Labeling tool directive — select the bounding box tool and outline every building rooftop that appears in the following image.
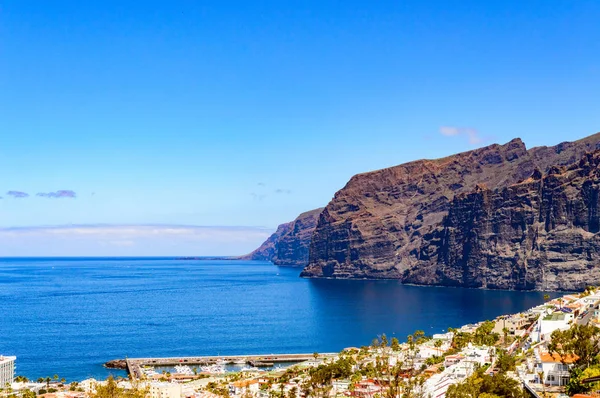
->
[539,352,579,364]
[542,313,567,321]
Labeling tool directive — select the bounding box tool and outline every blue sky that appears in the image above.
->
[1,0,599,255]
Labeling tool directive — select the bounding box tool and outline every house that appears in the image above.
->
[148,382,182,398]
[530,312,574,343]
[537,352,578,387]
[444,355,464,368]
[493,315,530,335]
[79,379,99,394]
[462,345,493,366]
[229,379,259,396]
[351,380,381,398]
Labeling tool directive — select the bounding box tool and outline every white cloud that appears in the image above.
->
[439,126,483,145]
[439,126,460,136]
[0,224,274,256]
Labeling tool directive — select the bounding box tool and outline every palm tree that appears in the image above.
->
[434,339,443,356]
[45,377,51,389]
[543,294,550,302]
[502,327,509,344]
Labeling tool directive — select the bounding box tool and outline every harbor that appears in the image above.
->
[113,353,337,380]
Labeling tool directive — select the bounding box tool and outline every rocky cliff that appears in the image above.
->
[241,207,323,266]
[240,222,293,262]
[301,133,600,290]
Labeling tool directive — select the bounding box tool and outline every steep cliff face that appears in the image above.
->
[272,208,324,266]
[301,133,600,290]
[405,151,600,291]
[239,222,293,261]
[240,208,323,266]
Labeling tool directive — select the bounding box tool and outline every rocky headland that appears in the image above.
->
[300,133,600,290]
[240,207,323,266]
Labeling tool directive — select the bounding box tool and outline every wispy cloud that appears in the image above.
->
[257,182,266,187]
[439,126,482,145]
[7,191,29,198]
[36,190,77,198]
[250,193,267,201]
[0,224,274,256]
[0,224,272,238]
[274,189,292,194]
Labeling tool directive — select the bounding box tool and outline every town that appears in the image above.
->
[4,288,600,398]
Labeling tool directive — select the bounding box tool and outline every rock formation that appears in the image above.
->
[301,133,600,290]
[241,207,323,266]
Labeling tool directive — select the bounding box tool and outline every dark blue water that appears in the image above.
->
[0,258,559,381]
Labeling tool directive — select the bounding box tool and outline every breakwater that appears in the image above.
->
[115,353,336,380]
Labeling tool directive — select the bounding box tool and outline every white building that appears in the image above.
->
[148,382,182,398]
[229,380,259,396]
[530,312,574,343]
[537,352,576,387]
[0,355,16,387]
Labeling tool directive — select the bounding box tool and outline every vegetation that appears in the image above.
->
[548,323,600,395]
[449,321,499,350]
[549,323,600,368]
[495,349,516,373]
[445,368,525,398]
[88,376,149,398]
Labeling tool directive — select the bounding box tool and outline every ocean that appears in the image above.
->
[0,257,559,381]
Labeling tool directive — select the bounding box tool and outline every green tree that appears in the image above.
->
[88,376,149,398]
[22,389,36,398]
[391,337,400,352]
[564,365,600,395]
[446,369,525,398]
[434,339,443,356]
[495,349,516,373]
[473,321,499,346]
[548,323,600,368]
[380,334,389,348]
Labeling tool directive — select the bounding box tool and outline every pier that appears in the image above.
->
[121,353,336,380]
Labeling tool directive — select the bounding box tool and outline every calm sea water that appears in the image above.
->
[0,257,559,381]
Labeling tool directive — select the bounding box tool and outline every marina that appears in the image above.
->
[123,353,337,380]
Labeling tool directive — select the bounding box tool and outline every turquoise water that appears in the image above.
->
[0,257,558,381]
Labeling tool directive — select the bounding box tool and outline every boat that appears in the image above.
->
[142,367,159,377]
[200,364,226,374]
[240,366,260,372]
[174,365,193,375]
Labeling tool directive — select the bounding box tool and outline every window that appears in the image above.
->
[548,375,555,381]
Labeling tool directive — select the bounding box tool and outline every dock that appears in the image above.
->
[123,353,336,380]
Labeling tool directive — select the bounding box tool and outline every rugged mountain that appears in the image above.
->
[241,207,323,266]
[239,222,293,262]
[301,133,600,290]
[272,208,324,266]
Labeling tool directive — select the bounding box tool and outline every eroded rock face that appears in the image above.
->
[301,133,600,290]
[272,208,324,266]
[239,222,293,262]
[240,208,323,266]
